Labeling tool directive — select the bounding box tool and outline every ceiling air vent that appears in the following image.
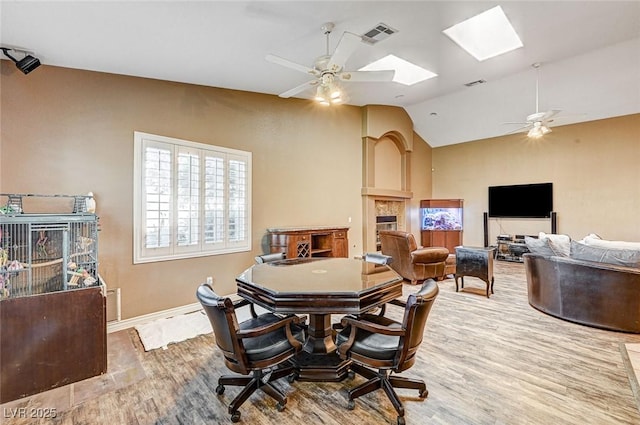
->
[464,79,487,87]
[361,23,398,44]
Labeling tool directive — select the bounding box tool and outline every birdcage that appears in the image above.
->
[0,194,99,299]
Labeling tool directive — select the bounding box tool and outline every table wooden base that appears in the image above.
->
[289,351,351,382]
[292,313,350,381]
[303,313,336,354]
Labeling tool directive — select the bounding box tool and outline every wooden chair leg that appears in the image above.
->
[350,363,378,380]
[381,378,405,418]
[261,382,286,405]
[227,377,259,415]
[219,375,253,387]
[220,367,292,420]
[348,376,382,400]
[389,375,427,393]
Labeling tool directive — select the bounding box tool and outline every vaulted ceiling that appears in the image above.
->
[2,1,639,147]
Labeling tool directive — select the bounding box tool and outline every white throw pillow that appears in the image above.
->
[538,232,571,257]
[581,235,640,250]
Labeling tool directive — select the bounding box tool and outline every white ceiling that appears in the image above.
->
[2,1,639,147]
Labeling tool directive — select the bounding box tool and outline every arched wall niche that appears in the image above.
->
[362,124,414,253]
[373,134,403,191]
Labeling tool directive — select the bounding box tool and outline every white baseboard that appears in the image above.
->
[107,302,203,333]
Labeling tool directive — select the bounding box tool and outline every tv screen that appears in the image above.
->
[488,183,553,218]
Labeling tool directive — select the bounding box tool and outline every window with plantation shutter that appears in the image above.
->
[133,132,251,263]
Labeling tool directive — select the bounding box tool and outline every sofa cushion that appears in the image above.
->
[525,236,556,256]
[570,240,640,267]
[581,234,640,250]
[538,232,571,257]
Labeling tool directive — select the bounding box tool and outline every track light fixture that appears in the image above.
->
[0,47,41,74]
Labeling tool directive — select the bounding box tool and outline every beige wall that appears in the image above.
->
[0,63,430,319]
[409,132,433,239]
[431,114,640,246]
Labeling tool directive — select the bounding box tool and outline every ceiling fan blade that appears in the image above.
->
[266,54,318,76]
[542,109,561,120]
[504,125,531,135]
[339,70,395,82]
[327,32,362,73]
[277,80,318,98]
[503,121,530,125]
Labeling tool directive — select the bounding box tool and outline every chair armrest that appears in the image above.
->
[232,298,258,318]
[237,314,301,338]
[388,298,406,308]
[411,248,448,264]
[368,299,406,317]
[340,315,405,337]
[236,314,304,350]
[338,316,405,357]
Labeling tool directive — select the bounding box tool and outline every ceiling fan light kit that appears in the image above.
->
[504,62,562,139]
[527,121,552,139]
[314,78,343,105]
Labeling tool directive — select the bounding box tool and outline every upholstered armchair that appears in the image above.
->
[379,230,449,284]
[379,230,449,285]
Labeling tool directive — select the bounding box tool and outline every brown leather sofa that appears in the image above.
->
[524,253,640,333]
[379,230,449,284]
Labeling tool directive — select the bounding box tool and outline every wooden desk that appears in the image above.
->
[236,257,403,381]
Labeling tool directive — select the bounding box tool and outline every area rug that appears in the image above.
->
[135,310,212,351]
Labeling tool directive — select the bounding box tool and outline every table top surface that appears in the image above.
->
[456,246,496,252]
[236,257,401,294]
[236,258,403,314]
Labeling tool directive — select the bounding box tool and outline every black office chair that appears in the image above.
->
[196,283,305,422]
[335,279,439,425]
[254,252,286,264]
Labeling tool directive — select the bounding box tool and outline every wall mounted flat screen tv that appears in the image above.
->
[488,183,553,218]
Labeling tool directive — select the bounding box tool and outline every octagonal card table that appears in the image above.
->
[236,257,403,381]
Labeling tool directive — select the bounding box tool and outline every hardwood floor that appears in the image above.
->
[3,261,640,424]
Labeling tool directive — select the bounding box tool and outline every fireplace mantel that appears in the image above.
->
[361,187,413,199]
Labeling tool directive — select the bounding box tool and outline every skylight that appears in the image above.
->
[443,5,523,61]
[359,54,437,86]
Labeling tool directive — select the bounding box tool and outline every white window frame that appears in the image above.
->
[133,132,251,264]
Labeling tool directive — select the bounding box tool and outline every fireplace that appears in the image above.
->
[376,215,397,251]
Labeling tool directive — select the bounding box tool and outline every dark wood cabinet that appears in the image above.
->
[420,199,463,254]
[268,226,349,259]
[0,287,107,403]
[454,246,496,298]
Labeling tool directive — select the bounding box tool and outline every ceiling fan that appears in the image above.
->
[506,63,561,138]
[266,22,395,105]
